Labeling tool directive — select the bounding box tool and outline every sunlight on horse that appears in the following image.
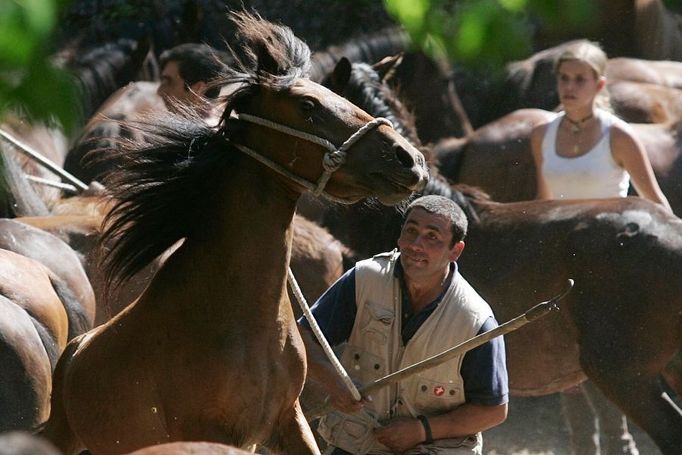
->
[41,11,427,455]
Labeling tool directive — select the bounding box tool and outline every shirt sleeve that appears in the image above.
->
[460,316,509,406]
[296,268,357,346]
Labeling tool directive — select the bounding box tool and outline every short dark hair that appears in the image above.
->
[159,43,226,98]
[404,195,468,246]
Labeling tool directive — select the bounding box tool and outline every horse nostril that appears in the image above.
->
[394,144,415,168]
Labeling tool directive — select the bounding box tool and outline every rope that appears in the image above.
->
[287,268,362,402]
[236,113,392,197]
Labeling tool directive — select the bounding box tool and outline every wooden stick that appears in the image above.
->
[306,279,573,421]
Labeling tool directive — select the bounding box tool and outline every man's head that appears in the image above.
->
[157,43,225,112]
[398,195,468,280]
[404,195,468,246]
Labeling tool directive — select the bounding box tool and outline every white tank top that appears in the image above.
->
[541,110,630,199]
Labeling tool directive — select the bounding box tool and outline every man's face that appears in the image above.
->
[397,208,463,281]
[157,61,200,112]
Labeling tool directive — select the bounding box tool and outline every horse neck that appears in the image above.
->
[158,157,300,323]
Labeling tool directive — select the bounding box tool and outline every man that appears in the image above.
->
[157,43,226,121]
[299,195,508,455]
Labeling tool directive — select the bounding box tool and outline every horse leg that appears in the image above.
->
[583,365,682,454]
[560,384,600,455]
[581,380,638,455]
[272,400,321,455]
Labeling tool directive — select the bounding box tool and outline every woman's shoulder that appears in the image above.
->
[530,112,561,140]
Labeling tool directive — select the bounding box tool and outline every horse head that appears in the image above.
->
[216,12,428,206]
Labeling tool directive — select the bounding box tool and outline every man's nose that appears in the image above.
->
[410,235,426,251]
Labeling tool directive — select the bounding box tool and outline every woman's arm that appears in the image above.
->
[530,124,553,200]
[610,125,672,212]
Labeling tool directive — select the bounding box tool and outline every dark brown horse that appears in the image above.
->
[42,12,427,455]
[323,177,682,454]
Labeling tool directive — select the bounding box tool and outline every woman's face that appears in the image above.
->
[556,59,605,111]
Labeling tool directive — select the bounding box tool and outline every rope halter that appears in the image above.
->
[232,112,393,203]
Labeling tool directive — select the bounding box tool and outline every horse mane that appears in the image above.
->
[99,11,312,291]
[66,38,152,121]
[330,58,481,224]
[309,26,409,82]
[329,61,421,147]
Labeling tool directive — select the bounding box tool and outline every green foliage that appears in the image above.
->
[384,0,595,69]
[0,0,79,133]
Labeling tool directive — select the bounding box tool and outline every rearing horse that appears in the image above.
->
[42,12,428,455]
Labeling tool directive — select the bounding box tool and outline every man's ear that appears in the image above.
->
[450,240,465,262]
[597,76,606,91]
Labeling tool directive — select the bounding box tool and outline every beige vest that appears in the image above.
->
[318,251,493,454]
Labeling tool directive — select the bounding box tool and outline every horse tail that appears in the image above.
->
[49,276,92,341]
[309,26,409,82]
[27,316,61,372]
[0,142,50,217]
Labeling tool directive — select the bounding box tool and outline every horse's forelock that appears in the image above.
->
[229,10,311,88]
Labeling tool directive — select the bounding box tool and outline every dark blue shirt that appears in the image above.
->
[298,261,509,406]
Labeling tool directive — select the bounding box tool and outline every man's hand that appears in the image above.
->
[325,377,371,414]
[374,416,425,452]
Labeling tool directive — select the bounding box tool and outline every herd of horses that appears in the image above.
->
[1,7,682,455]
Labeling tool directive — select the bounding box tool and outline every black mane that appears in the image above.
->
[100,11,312,290]
[329,62,421,147]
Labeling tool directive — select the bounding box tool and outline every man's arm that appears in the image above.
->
[373,402,507,451]
[374,316,509,452]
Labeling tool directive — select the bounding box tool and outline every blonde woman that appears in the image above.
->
[530,40,671,211]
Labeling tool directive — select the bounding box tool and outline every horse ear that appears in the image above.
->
[329,57,352,93]
[373,53,403,83]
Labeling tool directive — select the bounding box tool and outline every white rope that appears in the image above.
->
[236,113,392,197]
[287,268,362,402]
[231,143,350,204]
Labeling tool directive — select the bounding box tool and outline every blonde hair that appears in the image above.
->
[554,40,607,78]
[555,40,612,111]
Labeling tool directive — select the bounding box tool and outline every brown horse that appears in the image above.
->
[42,11,427,455]
[0,219,95,431]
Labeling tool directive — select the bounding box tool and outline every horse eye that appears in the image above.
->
[301,98,316,111]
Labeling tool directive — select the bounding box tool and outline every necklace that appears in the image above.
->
[566,113,594,134]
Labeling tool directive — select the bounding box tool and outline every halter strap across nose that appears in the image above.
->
[233,112,393,202]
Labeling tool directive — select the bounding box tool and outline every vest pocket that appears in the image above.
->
[346,345,387,382]
[358,302,393,356]
[414,377,463,415]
